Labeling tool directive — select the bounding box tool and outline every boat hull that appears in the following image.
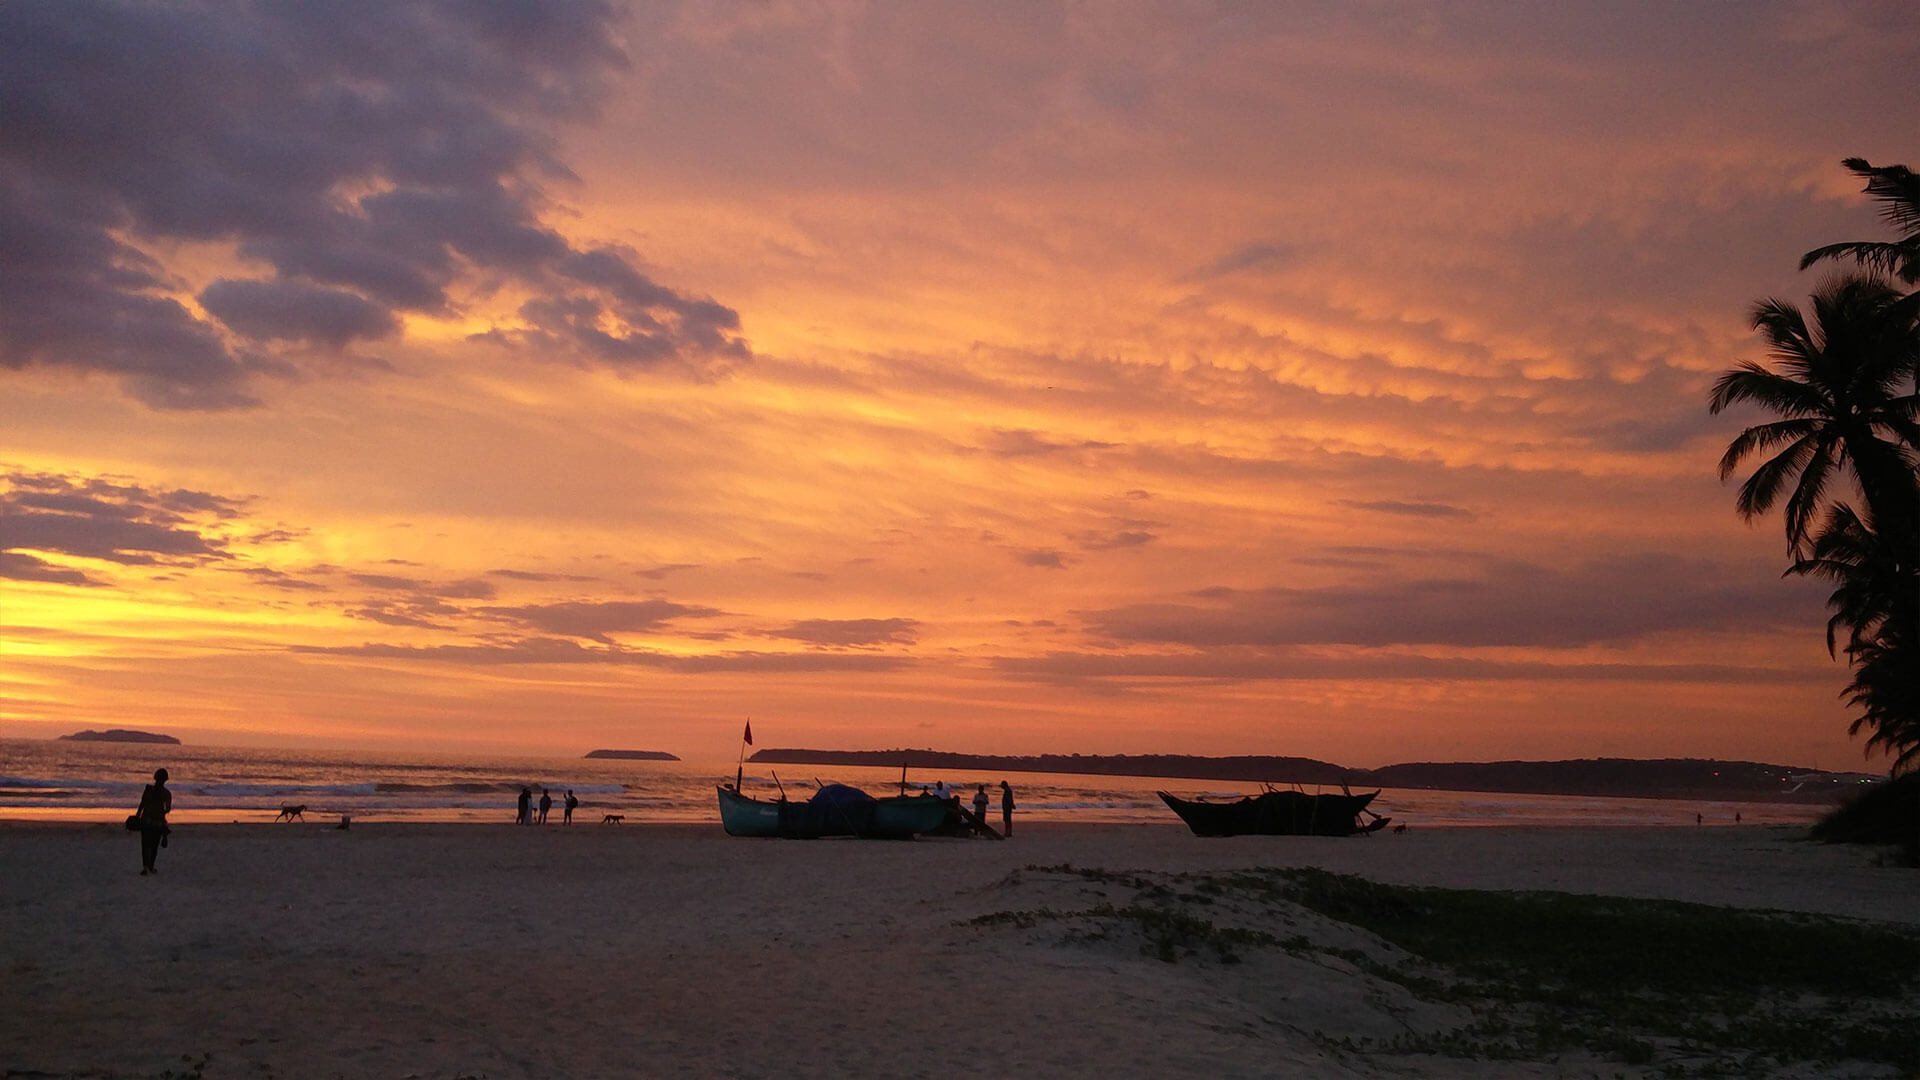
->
[1157,789,1387,837]
[717,786,951,839]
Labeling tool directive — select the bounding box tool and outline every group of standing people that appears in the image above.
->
[516,785,579,825]
[929,779,1015,836]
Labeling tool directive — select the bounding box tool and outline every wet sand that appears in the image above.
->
[1,821,1912,1079]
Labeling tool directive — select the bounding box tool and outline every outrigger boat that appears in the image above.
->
[717,782,952,839]
[1157,787,1390,837]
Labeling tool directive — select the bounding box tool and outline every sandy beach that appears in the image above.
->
[2,821,1914,1080]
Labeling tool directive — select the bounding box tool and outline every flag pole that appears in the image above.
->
[736,718,752,791]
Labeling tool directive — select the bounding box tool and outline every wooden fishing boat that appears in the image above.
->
[716,783,952,839]
[1157,788,1390,837]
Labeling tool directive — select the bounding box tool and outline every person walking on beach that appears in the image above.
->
[563,789,578,824]
[972,784,989,826]
[538,787,553,824]
[516,785,532,825]
[999,780,1016,837]
[134,768,171,875]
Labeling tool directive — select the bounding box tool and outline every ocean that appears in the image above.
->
[0,738,1830,829]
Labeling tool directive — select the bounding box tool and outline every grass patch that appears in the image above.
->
[972,864,1920,1076]
[1277,866,1919,998]
[1276,867,1920,1073]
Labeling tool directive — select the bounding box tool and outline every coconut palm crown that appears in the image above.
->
[1709,276,1920,558]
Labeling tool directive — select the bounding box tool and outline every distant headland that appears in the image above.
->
[746,748,1879,803]
[57,728,181,745]
[583,749,680,761]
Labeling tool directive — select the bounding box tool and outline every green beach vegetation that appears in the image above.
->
[973,864,1920,1076]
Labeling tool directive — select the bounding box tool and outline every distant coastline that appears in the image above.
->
[56,728,181,745]
[583,749,680,761]
[747,748,1878,803]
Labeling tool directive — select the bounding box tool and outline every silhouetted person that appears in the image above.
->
[517,786,532,825]
[973,784,989,827]
[1000,780,1016,837]
[135,768,172,875]
[563,789,578,824]
[538,787,553,824]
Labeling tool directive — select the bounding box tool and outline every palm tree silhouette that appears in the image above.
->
[1800,159,1920,285]
[1728,157,1920,777]
[1791,504,1905,656]
[1791,504,1916,772]
[1708,276,1920,559]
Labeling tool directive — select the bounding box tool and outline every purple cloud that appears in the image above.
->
[765,618,920,647]
[479,599,724,643]
[0,0,746,408]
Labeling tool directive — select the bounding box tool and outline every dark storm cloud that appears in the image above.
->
[0,0,746,408]
[294,638,911,672]
[479,599,725,643]
[0,471,244,567]
[764,618,920,647]
[1083,554,1825,649]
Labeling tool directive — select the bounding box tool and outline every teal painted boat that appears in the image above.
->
[716,784,952,839]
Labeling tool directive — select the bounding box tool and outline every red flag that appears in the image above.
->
[743,720,753,746]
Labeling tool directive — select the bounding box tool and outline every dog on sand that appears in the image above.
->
[601,813,624,824]
[275,804,306,822]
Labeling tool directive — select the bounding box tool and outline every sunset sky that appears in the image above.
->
[3,1,1917,767]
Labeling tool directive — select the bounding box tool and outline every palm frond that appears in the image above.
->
[1781,443,1837,549]
[1751,297,1818,366]
[1798,241,1920,283]
[1842,157,1920,237]
[1802,160,1920,285]
[1733,434,1817,523]
[1716,418,1819,479]
[1707,362,1825,417]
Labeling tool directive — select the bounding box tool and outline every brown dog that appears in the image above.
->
[601,813,624,824]
[275,804,306,822]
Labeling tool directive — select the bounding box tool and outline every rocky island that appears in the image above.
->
[583,749,680,761]
[57,728,181,745]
